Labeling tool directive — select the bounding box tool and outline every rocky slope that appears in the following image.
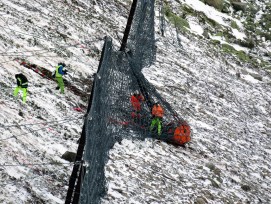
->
[0,0,270,203]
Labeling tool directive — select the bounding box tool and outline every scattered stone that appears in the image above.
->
[218,93,224,98]
[201,190,215,200]
[249,73,263,81]
[213,168,221,176]
[221,197,235,204]
[241,184,251,191]
[206,163,216,171]
[203,29,209,38]
[241,69,248,75]
[209,178,220,188]
[195,196,208,204]
[18,110,24,117]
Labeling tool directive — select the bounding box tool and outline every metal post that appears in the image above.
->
[72,164,86,204]
[65,125,86,204]
[120,0,138,51]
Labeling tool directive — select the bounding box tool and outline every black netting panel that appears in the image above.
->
[80,1,189,203]
[127,0,156,70]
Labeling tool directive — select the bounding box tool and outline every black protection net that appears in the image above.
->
[80,1,189,203]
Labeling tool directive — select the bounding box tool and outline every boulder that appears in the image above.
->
[61,151,77,162]
[231,2,247,12]
[241,184,251,191]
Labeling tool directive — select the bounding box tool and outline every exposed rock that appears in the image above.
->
[201,190,215,200]
[61,151,77,162]
[203,29,209,38]
[218,93,224,98]
[206,163,216,171]
[249,73,263,81]
[195,197,208,204]
[213,168,221,176]
[204,0,224,11]
[236,38,255,49]
[241,184,251,191]
[209,178,220,188]
[18,110,24,117]
[231,2,247,12]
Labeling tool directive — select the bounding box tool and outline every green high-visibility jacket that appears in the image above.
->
[55,65,65,78]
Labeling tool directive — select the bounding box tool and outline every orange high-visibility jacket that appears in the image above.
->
[130,94,144,111]
[152,104,164,118]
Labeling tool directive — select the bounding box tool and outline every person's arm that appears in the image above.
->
[17,78,21,86]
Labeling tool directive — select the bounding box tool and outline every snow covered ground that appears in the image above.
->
[0,0,270,203]
[103,32,271,203]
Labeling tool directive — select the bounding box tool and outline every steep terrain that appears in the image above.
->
[0,0,270,203]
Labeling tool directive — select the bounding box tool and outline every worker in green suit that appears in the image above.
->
[54,63,67,94]
[14,73,28,103]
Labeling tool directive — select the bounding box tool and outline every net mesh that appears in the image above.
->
[80,1,189,203]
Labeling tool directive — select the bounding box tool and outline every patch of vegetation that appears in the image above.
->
[265,66,271,73]
[259,13,271,36]
[221,43,235,53]
[164,4,190,30]
[248,4,259,16]
[206,16,221,29]
[259,60,269,68]
[255,29,271,41]
[211,39,221,45]
[236,38,255,49]
[204,0,224,11]
[235,50,250,62]
[182,4,195,15]
[215,32,223,37]
[244,22,256,32]
[231,20,239,30]
[222,46,269,69]
[221,43,250,62]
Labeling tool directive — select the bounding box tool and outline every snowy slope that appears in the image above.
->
[103,32,271,203]
[0,0,270,203]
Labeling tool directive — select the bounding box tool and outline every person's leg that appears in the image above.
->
[150,117,158,130]
[56,77,64,93]
[157,118,162,136]
[13,86,20,97]
[22,88,27,103]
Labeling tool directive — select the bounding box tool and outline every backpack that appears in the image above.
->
[172,124,191,145]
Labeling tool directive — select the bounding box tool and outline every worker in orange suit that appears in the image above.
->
[130,91,145,119]
[150,102,164,136]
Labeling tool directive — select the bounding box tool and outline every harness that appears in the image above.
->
[18,78,28,88]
